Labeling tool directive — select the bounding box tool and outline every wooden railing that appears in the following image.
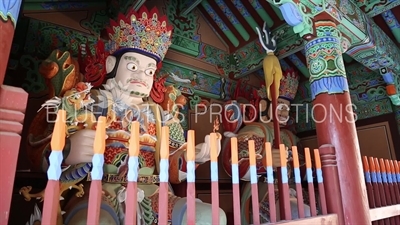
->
[362,156,400,224]
[40,110,340,224]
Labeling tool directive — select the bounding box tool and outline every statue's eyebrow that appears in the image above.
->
[148,63,156,68]
[123,56,139,64]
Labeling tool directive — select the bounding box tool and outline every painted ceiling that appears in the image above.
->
[19,0,400,96]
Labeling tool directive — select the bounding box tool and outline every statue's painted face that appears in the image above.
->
[276,98,290,126]
[107,52,157,97]
[260,97,291,126]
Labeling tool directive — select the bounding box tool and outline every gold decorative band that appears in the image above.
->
[86,173,160,184]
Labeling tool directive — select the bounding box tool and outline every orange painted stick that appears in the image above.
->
[304,148,317,216]
[387,160,400,224]
[391,161,400,208]
[186,130,196,224]
[265,142,276,223]
[249,140,260,225]
[279,144,291,220]
[314,149,327,215]
[230,137,241,225]
[125,121,140,225]
[363,156,376,209]
[369,157,385,225]
[380,159,396,224]
[292,146,305,218]
[87,116,106,224]
[210,133,220,225]
[158,126,170,225]
[42,110,66,225]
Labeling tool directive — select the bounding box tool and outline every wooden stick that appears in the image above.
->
[292,146,305,218]
[380,159,396,225]
[125,121,140,225]
[385,160,400,224]
[249,140,260,225]
[279,144,291,220]
[304,148,317,216]
[186,130,196,224]
[158,126,170,225]
[87,116,106,224]
[314,149,327,215]
[42,110,66,225]
[265,142,276,223]
[230,137,241,225]
[210,132,220,225]
[369,157,385,225]
[390,160,400,205]
[362,156,376,209]
[374,158,390,225]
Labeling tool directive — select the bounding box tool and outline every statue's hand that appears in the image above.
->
[194,134,222,164]
[65,129,98,165]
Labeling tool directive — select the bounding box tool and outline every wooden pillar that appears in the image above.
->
[305,20,370,224]
[319,144,345,224]
[0,1,27,224]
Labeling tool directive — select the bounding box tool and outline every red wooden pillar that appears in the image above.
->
[305,19,370,224]
[0,1,27,224]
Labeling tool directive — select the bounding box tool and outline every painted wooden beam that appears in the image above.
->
[182,0,203,16]
[356,0,400,17]
[132,0,147,11]
[22,1,106,12]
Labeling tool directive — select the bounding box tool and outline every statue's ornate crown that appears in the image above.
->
[257,68,299,101]
[279,68,299,101]
[106,6,173,63]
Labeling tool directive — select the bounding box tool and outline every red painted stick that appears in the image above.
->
[186,130,196,224]
[369,157,385,225]
[292,146,305,218]
[304,148,317,216]
[125,121,140,225]
[210,133,220,225]
[158,126,170,224]
[230,137,241,225]
[265,142,276,223]
[385,160,400,224]
[314,149,327,215]
[249,140,260,225]
[42,110,66,225]
[87,116,106,224]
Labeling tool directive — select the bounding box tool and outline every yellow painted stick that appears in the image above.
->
[279,144,286,167]
[50,110,66,151]
[210,133,218,162]
[292,146,299,168]
[313,149,322,169]
[304,148,312,169]
[129,121,140,156]
[187,130,195,161]
[160,126,169,159]
[231,137,238,164]
[249,140,256,166]
[93,116,106,154]
[265,142,272,167]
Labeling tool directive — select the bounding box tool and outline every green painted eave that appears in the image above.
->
[23,1,106,12]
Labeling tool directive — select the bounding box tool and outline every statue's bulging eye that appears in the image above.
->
[127,62,138,72]
[145,68,155,76]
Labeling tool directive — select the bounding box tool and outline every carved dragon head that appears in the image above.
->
[256,22,277,53]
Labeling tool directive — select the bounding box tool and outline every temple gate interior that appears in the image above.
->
[1,0,400,224]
